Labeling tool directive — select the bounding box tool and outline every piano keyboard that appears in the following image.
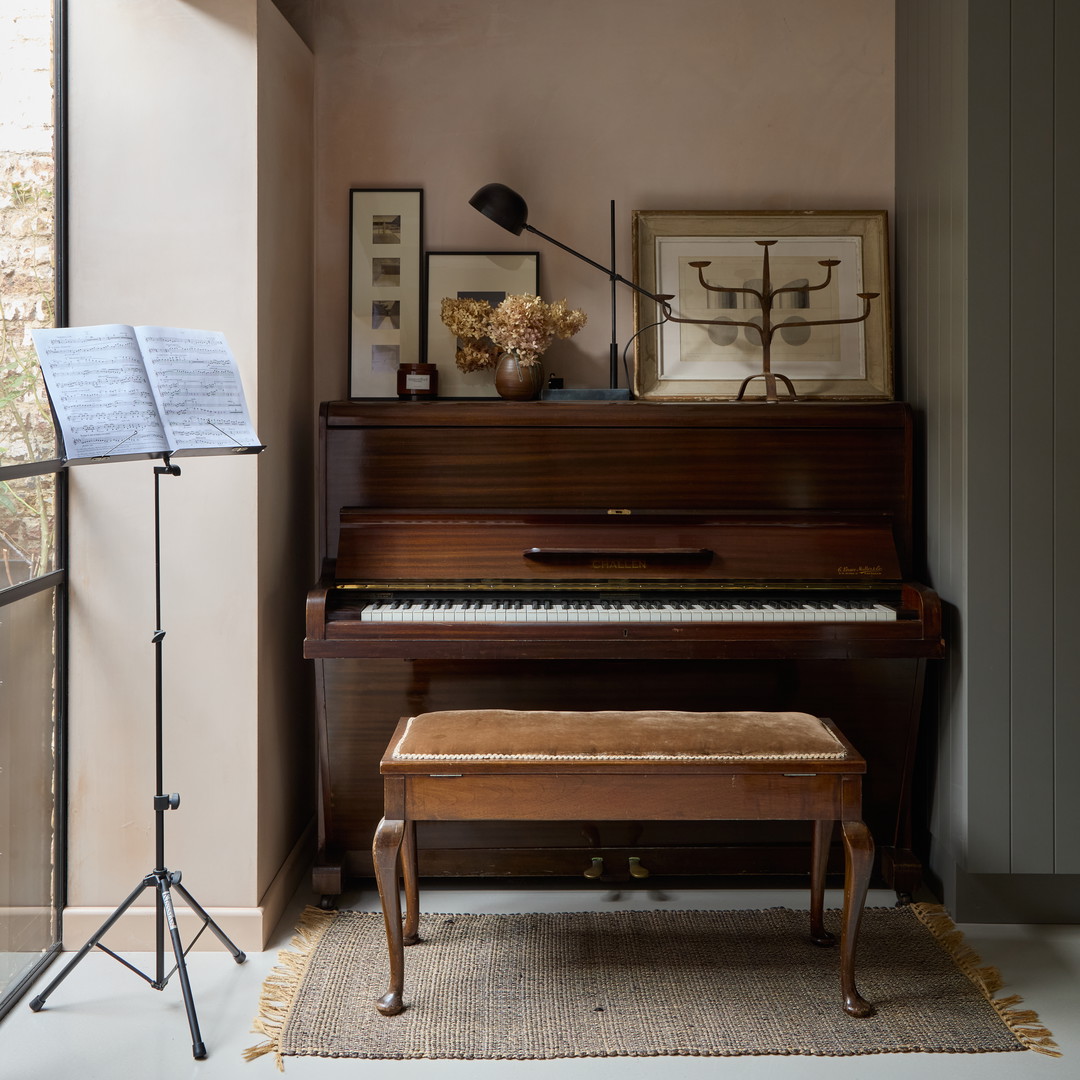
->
[358,597,898,624]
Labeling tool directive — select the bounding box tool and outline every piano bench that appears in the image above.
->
[372,708,874,1020]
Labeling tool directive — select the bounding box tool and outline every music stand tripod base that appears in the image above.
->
[28,866,246,1059]
[28,459,247,1061]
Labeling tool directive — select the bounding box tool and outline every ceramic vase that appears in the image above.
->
[493,353,543,401]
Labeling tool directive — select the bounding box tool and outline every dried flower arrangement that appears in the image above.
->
[440,293,587,373]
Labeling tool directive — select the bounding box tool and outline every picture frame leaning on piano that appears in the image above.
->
[423,250,540,399]
[631,209,893,402]
[348,188,425,398]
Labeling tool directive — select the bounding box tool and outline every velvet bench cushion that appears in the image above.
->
[390,708,849,763]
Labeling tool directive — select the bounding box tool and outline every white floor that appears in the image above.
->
[1,879,1077,1080]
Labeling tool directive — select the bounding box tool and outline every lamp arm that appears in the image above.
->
[523,223,671,310]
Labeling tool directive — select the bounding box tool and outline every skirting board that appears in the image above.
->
[60,819,315,953]
[930,855,1080,923]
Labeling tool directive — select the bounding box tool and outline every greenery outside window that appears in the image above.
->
[0,0,65,1019]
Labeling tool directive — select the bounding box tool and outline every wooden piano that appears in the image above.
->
[305,399,943,902]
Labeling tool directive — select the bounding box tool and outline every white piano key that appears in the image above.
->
[357,596,899,624]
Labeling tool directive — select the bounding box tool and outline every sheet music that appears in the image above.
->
[134,326,260,451]
[32,324,261,463]
[31,325,170,459]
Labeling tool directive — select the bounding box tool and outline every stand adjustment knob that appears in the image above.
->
[154,793,181,811]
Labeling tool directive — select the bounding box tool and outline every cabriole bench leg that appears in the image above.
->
[809,819,837,946]
[372,817,407,1015]
[840,818,875,1017]
[401,819,421,946]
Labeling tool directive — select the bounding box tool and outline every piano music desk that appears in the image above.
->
[372,708,874,1019]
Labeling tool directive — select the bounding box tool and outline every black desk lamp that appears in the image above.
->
[469,182,671,398]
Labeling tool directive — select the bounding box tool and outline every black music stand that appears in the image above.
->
[29,456,246,1060]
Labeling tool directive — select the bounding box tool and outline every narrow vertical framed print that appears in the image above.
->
[348,189,423,397]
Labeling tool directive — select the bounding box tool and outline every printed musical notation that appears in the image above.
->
[136,326,259,451]
[31,324,262,464]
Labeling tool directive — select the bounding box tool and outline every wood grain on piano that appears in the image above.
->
[306,401,942,900]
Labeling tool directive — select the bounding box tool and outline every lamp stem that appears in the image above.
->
[610,199,617,389]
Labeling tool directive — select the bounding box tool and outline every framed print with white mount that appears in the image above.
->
[424,250,540,398]
[631,210,892,401]
[349,189,423,397]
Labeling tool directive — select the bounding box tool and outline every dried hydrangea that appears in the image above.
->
[455,338,501,374]
[441,297,493,339]
[487,295,587,365]
[440,293,587,372]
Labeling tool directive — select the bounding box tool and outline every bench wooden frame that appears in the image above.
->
[372,712,874,1019]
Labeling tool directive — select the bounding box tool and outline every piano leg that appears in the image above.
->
[313,855,342,910]
[809,819,836,946]
[879,845,921,905]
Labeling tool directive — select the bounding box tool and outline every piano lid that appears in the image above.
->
[334,510,904,588]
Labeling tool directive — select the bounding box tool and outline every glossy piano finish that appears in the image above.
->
[318,400,916,565]
[305,400,942,899]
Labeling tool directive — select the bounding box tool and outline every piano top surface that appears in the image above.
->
[323,398,912,429]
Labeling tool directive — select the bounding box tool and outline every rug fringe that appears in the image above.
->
[244,906,338,1071]
[909,902,1062,1057]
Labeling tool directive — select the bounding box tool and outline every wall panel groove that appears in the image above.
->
[1007,0,1056,873]
[1053,0,1080,873]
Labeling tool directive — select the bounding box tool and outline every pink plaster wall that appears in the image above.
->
[313,0,894,396]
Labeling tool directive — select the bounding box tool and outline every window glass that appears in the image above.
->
[0,0,62,1019]
[1,0,58,470]
[0,588,59,1000]
[0,470,56,584]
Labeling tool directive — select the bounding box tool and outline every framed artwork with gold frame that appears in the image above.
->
[631,210,892,401]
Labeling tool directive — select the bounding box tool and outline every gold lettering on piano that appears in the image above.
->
[607,509,632,515]
[592,559,648,570]
[837,565,884,576]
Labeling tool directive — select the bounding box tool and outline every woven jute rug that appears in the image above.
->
[245,903,1059,1069]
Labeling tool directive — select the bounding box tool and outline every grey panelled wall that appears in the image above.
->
[896,0,1080,918]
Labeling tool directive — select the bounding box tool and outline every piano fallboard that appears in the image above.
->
[306,508,941,661]
[334,510,905,586]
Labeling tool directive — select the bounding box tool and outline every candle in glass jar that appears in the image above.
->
[396,363,438,399]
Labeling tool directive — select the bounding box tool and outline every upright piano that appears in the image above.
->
[305,399,943,902]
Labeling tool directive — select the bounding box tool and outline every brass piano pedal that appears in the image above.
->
[628,856,651,879]
[583,856,604,879]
